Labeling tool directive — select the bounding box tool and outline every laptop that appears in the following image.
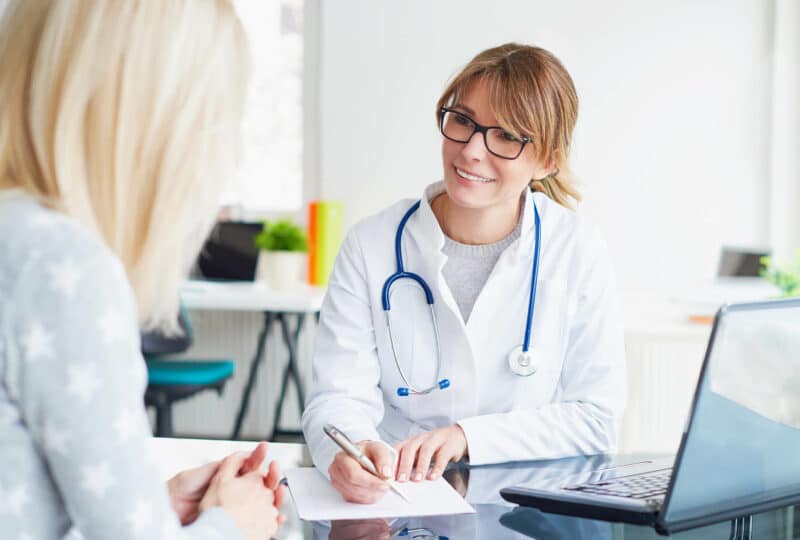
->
[501,298,800,535]
[196,221,262,280]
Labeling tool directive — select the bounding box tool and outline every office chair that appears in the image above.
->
[141,304,234,437]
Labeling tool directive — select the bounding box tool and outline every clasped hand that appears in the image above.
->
[167,441,286,539]
[329,424,467,504]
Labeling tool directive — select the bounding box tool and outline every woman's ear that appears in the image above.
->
[530,150,558,181]
[531,161,559,182]
[544,152,560,175]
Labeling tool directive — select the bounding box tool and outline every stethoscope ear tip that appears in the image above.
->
[438,379,450,390]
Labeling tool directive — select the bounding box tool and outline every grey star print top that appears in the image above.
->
[0,189,244,539]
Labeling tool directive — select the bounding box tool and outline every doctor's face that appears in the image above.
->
[440,79,551,211]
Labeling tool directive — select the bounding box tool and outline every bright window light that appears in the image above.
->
[227,0,304,215]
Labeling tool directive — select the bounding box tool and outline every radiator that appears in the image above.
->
[618,335,708,454]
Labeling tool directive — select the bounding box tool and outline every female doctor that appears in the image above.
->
[302,43,626,503]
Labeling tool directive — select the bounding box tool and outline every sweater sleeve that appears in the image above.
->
[4,246,244,540]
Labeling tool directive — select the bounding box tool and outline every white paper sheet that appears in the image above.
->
[285,467,476,521]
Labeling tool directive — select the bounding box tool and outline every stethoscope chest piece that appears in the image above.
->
[508,345,538,376]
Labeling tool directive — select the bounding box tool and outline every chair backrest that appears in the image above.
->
[140,304,193,356]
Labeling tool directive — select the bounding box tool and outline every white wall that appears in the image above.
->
[319,0,777,289]
[768,0,800,262]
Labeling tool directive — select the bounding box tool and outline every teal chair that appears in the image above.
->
[142,305,234,437]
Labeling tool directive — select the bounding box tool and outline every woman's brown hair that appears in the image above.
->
[436,43,581,209]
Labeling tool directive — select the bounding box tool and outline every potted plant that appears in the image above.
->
[254,219,308,290]
[760,250,800,297]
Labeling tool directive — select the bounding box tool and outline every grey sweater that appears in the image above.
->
[441,210,522,323]
[0,190,243,539]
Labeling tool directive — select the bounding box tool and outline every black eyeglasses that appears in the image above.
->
[439,107,531,160]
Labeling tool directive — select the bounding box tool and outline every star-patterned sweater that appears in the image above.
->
[0,189,244,539]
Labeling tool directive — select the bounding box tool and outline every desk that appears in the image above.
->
[180,280,325,440]
[151,438,798,540]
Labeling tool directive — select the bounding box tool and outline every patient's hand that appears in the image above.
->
[167,441,286,525]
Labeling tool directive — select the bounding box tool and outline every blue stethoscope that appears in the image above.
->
[382,195,542,397]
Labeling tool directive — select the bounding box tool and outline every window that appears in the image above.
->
[226,0,305,215]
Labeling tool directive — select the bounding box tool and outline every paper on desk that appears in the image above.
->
[285,467,475,521]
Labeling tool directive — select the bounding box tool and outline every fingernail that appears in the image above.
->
[381,465,392,477]
[398,473,407,482]
[429,471,439,480]
[414,472,422,481]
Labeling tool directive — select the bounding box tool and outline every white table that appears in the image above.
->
[149,437,311,539]
[149,437,310,480]
[181,280,326,313]
[180,280,326,440]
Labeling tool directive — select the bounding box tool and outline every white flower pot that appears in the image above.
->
[256,251,306,290]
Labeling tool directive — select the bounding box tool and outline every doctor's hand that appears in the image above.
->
[395,425,468,483]
[329,441,396,504]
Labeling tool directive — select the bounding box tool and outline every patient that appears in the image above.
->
[0,1,283,539]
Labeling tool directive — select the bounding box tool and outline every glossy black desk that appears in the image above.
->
[151,440,798,539]
[279,454,799,540]
[304,505,797,540]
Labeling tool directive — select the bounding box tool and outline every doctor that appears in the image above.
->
[302,43,626,503]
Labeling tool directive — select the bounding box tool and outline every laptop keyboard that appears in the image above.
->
[564,468,672,500]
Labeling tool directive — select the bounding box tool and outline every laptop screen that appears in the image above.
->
[663,298,800,524]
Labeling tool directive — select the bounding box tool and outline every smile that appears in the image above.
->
[455,167,495,183]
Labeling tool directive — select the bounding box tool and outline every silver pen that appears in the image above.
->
[323,423,410,502]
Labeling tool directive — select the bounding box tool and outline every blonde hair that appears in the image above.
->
[436,43,581,209]
[0,0,249,333]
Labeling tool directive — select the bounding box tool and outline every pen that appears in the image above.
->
[323,423,410,502]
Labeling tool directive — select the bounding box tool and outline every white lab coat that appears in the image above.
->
[302,182,626,473]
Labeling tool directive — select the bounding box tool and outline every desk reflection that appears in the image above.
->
[311,454,619,540]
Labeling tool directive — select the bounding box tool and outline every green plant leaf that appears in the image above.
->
[760,250,800,297]
[254,219,308,252]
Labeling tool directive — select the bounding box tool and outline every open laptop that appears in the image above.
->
[501,298,800,535]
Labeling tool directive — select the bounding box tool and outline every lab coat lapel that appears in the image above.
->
[463,188,542,371]
[412,183,465,327]
[401,183,480,420]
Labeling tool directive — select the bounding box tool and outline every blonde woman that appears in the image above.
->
[0,1,283,539]
[303,44,627,503]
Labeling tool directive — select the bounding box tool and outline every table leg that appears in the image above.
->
[231,311,274,439]
[728,515,753,540]
[271,312,307,440]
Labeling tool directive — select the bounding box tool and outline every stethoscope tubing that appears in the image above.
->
[382,200,434,309]
[385,302,444,395]
[383,200,446,396]
[383,195,540,395]
[521,203,541,353]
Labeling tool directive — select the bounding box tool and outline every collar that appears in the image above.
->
[514,186,539,262]
[415,181,447,253]
[413,181,540,263]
